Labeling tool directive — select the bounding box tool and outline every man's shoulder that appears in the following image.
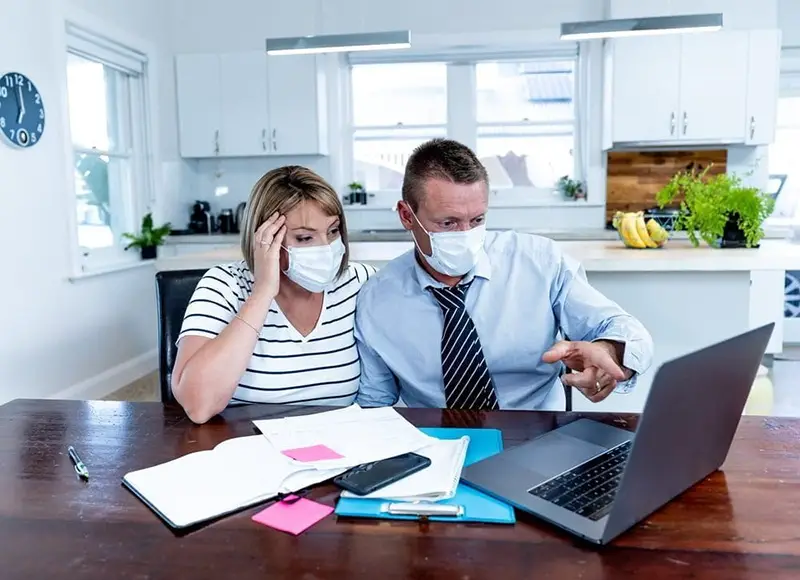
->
[484,230,561,264]
[357,250,415,304]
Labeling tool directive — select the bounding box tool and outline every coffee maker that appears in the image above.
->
[188,201,213,234]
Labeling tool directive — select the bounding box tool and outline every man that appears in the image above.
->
[355,138,653,410]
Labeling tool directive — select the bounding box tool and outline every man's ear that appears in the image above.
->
[396,200,414,231]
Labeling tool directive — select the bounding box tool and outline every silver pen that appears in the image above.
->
[68,445,89,480]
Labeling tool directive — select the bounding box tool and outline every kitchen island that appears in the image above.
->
[155,239,800,414]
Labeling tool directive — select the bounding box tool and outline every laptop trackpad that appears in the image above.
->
[505,432,608,480]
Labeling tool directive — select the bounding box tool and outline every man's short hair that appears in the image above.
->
[402,138,489,211]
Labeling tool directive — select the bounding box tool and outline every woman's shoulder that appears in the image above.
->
[197,261,253,296]
[345,261,378,287]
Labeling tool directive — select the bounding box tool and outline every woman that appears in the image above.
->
[172,166,375,424]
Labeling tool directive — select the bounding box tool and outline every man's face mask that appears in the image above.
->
[409,209,486,277]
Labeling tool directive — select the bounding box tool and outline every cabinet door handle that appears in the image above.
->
[261,129,267,151]
[682,112,688,135]
[214,130,220,155]
[749,116,756,140]
[670,112,676,135]
[272,128,277,151]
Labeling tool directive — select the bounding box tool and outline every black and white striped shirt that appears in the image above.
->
[178,260,376,406]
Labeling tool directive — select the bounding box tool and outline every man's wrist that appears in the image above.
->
[594,339,633,380]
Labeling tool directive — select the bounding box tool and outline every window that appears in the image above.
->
[348,51,580,198]
[768,94,800,222]
[66,25,152,272]
[351,63,447,192]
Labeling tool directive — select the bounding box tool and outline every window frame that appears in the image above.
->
[766,70,800,227]
[345,48,584,207]
[62,18,156,278]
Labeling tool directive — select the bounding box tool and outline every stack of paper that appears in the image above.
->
[253,404,436,470]
[339,436,470,502]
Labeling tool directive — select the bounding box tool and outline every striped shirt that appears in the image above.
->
[178,260,376,406]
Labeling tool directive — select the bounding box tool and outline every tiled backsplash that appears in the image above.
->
[605,150,729,225]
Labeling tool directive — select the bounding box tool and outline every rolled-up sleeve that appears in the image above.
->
[550,249,654,391]
[354,285,400,407]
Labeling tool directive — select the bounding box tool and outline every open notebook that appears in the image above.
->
[122,435,345,529]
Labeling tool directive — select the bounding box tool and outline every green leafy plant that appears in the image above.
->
[122,213,171,250]
[656,165,775,248]
[347,181,365,192]
[556,175,585,200]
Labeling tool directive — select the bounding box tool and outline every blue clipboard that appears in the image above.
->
[334,427,516,524]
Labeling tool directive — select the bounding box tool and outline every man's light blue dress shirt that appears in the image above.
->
[354,231,654,410]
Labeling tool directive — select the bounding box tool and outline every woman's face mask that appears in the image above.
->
[283,237,345,293]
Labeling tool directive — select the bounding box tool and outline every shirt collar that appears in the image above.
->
[412,249,492,290]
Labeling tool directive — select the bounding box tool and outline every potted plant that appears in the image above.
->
[656,165,775,248]
[346,181,367,205]
[556,175,585,201]
[123,213,171,260]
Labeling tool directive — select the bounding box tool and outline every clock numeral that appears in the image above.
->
[37,124,42,133]
[39,109,44,119]
[27,81,32,92]
[9,129,15,140]
[3,76,11,88]
[14,74,23,86]
[0,117,5,128]
[0,87,7,98]
[34,94,41,105]
[31,133,37,144]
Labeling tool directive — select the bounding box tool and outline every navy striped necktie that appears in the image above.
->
[429,283,500,411]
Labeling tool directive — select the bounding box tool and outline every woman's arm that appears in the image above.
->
[171,285,275,423]
[172,213,286,424]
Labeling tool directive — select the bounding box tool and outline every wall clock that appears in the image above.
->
[0,72,45,148]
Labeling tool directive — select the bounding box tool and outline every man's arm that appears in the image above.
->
[354,293,400,407]
[550,249,654,389]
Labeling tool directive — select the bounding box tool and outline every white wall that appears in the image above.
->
[0,0,170,404]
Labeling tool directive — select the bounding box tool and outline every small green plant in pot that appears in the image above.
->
[556,175,585,201]
[123,213,171,260]
[656,165,775,248]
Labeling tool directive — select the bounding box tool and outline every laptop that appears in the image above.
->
[461,323,774,545]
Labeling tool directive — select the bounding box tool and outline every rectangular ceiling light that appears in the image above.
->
[560,13,723,41]
[266,30,411,56]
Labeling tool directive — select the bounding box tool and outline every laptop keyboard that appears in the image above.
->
[527,440,632,521]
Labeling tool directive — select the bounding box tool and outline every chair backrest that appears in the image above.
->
[155,269,207,403]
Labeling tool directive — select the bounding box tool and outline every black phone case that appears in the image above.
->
[333,452,432,496]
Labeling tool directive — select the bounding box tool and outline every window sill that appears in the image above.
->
[68,258,155,282]
[344,199,604,210]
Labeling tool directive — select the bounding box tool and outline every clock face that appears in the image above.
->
[0,72,45,148]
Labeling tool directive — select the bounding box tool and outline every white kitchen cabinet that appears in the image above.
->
[604,30,780,148]
[267,55,328,156]
[679,31,749,142]
[175,52,327,158]
[175,54,221,158]
[219,52,270,157]
[745,30,782,145]
[610,36,682,143]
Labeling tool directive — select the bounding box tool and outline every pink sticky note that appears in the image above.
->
[281,444,344,462]
[252,497,334,535]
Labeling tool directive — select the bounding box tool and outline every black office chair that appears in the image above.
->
[155,269,207,404]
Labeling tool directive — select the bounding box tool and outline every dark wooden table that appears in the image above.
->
[1,400,799,580]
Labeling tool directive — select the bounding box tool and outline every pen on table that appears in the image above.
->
[68,445,89,480]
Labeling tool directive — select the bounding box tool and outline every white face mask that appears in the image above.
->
[410,211,486,277]
[283,237,345,293]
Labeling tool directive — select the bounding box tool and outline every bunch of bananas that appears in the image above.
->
[612,211,670,249]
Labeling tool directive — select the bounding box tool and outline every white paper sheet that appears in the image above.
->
[253,405,436,469]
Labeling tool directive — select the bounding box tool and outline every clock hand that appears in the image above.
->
[16,85,25,123]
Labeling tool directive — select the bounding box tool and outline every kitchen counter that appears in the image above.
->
[156,239,800,273]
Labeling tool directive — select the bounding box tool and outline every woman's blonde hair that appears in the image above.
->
[240,165,349,277]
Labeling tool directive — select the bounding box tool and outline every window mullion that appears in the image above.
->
[447,63,476,150]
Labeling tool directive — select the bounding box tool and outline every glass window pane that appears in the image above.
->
[476,60,574,124]
[351,63,447,127]
[353,127,446,191]
[67,53,126,151]
[74,152,130,249]
[476,128,574,189]
[777,96,800,128]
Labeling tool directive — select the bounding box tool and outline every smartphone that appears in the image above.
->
[333,452,432,496]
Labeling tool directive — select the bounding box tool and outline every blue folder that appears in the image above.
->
[334,427,516,524]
